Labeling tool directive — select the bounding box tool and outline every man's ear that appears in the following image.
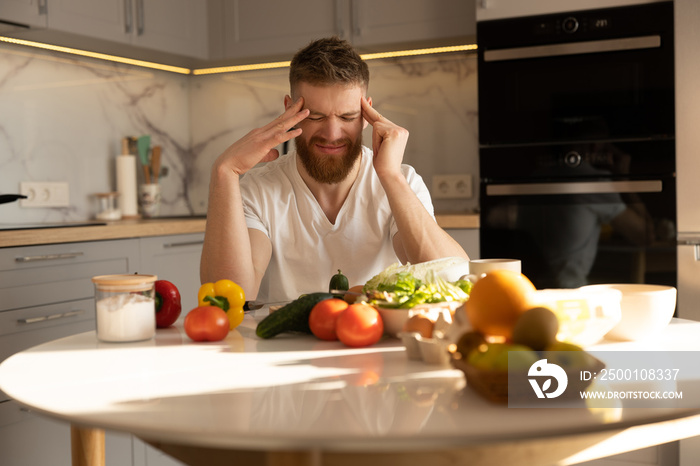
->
[363,96,373,129]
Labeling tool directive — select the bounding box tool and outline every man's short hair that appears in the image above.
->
[289,36,369,96]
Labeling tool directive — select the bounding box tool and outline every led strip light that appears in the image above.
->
[193,44,479,75]
[0,36,477,75]
[0,35,191,74]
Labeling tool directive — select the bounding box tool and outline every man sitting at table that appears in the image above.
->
[200,36,468,303]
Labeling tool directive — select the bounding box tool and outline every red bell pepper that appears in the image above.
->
[154,280,182,328]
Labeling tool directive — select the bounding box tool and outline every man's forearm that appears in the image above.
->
[380,172,469,263]
[200,167,259,296]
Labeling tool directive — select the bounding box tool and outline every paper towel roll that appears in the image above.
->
[116,154,138,218]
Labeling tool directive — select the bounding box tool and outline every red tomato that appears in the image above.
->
[184,306,229,342]
[309,298,348,341]
[336,303,384,348]
[154,280,182,328]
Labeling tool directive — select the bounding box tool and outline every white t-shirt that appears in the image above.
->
[240,146,435,303]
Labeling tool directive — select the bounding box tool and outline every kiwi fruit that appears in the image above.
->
[511,306,559,351]
[454,331,487,359]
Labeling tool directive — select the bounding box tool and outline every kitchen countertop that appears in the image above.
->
[435,212,480,229]
[0,217,208,248]
[1,315,700,466]
[0,213,478,248]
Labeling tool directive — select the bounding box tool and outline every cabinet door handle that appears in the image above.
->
[163,240,204,249]
[17,310,85,325]
[136,0,145,36]
[15,252,84,263]
[124,0,133,33]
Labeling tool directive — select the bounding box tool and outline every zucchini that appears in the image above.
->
[255,292,333,339]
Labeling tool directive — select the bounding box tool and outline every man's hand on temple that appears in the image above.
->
[360,96,409,180]
[215,97,309,176]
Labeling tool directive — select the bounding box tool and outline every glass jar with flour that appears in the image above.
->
[91,274,158,342]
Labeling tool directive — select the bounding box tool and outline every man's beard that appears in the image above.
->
[295,134,362,184]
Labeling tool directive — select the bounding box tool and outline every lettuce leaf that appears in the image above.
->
[363,257,467,292]
[366,268,470,309]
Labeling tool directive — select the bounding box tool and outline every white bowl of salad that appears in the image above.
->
[363,257,471,337]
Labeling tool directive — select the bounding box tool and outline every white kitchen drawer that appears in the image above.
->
[0,298,95,342]
[0,299,96,402]
[0,300,96,393]
[0,399,74,466]
[139,233,204,315]
[0,399,134,466]
[0,239,139,312]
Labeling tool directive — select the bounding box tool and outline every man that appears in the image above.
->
[200,37,468,303]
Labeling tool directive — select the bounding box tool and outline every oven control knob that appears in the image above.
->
[562,17,579,34]
[564,151,582,167]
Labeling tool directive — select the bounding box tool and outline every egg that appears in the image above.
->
[403,314,435,338]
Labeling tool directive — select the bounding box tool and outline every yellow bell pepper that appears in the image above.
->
[198,279,245,330]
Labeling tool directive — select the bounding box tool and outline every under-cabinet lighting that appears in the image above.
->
[360,43,478,60]
[192,44,478,75]
[193,60,292,75]
[0,36,191,75]
[0,36,476,76]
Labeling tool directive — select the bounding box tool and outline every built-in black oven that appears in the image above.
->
[477,1,676,290]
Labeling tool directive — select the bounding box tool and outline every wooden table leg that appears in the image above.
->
[71,425,105,466]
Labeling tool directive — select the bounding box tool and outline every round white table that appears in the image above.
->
[2,311,700,466]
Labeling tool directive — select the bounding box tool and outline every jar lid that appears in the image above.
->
[92,274,157,292]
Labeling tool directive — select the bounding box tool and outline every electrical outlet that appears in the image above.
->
[432,174,472,199]
[19,182,70,207]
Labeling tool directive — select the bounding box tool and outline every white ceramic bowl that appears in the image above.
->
[376,307,412,337]
[580,284,677,341]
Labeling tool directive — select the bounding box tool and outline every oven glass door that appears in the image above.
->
[480,177,677,290]
[477,2,674,146]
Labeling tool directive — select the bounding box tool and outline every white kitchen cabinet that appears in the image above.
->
[349,0,475,50]
[139,232,204,316]
[0,238,140,466]
[131,233,205,466]
[213,0,475,63]
[0,0,47,28]
[46,0,208,58]
[133,438,187,466]
[46,0,129,44]
[0,400,134,466]
[210,0,349,62]
[0,234,203,466]
[445,228,479,259]
[129,0,208,59]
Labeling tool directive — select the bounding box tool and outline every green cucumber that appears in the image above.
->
[255,292,333,339]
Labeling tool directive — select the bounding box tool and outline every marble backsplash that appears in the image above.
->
[0,41,478,224]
